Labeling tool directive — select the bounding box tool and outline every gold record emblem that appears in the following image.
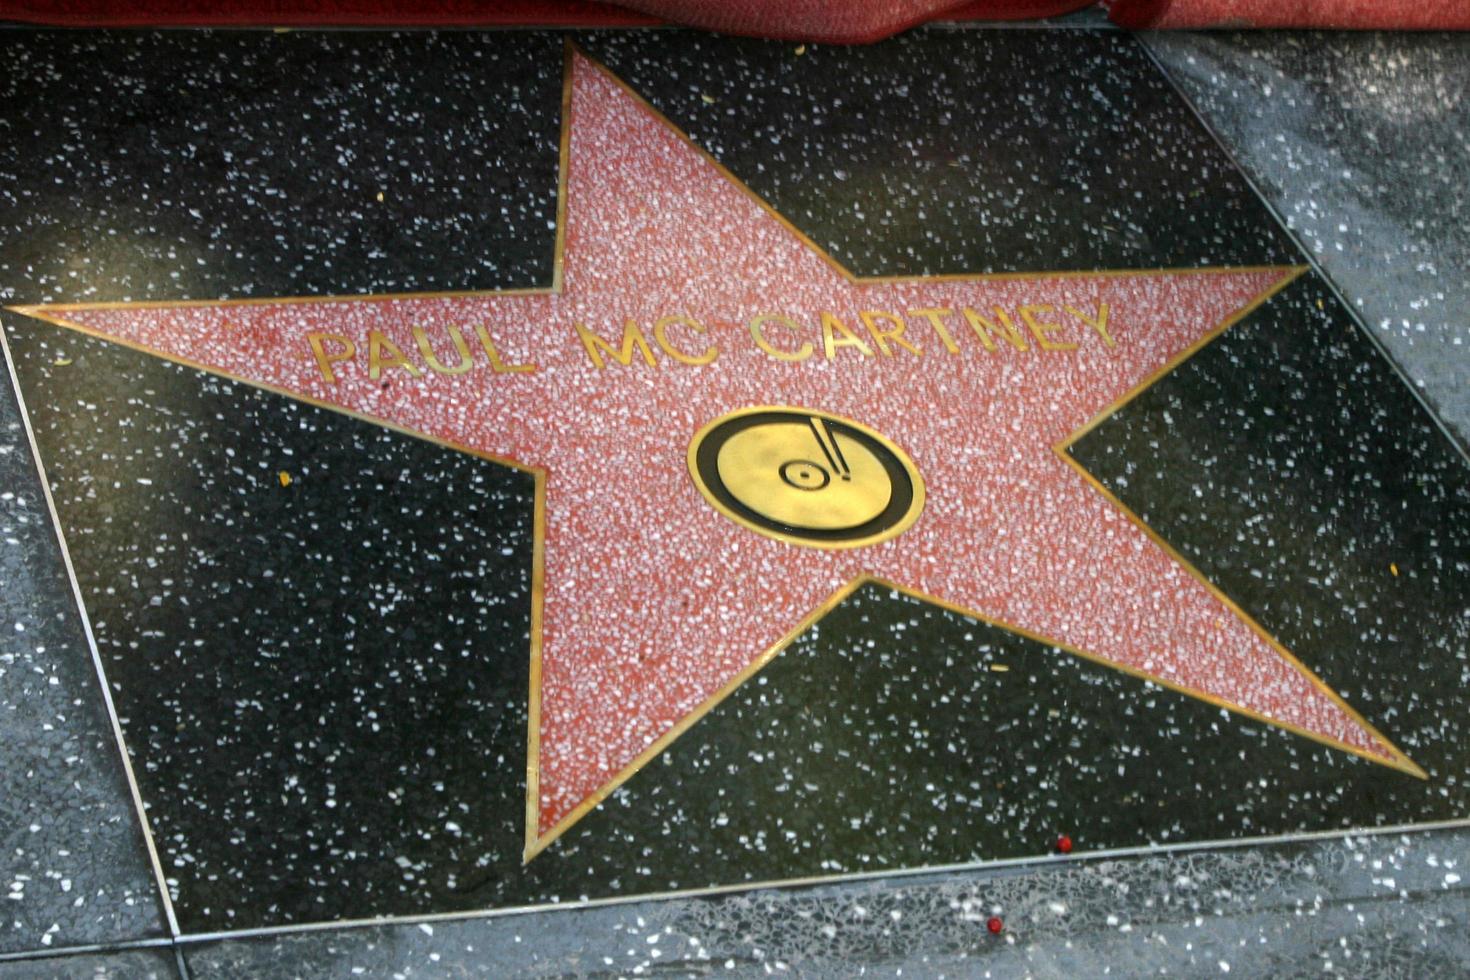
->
[688,407,926,549]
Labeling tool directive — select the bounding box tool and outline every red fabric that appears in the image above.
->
[1105,0,1470,29]
[6,0,1462,45]
[0,0,1091,41]
[0,0,660,28]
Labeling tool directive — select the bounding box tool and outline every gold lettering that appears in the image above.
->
[574,319,656,370]
[307,333,355,385]
[368,331,422,380]
[821,312,874,360]
[413,324,474,376]
[859,310,922,358]
[961,307,1029,352]
[1020,305,1076,351]
[748,313,812,362]
[1066,303,1114,348]
[473,324,536,374]
[653,315,718,366]
[906,308,959,354]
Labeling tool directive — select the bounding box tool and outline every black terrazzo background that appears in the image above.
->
[2,27,1467,937]
[4,327,539,930]
[579,30,1300,276]
[0,31,562,305]
[1068,272,1470,817]
[1,28,569,944]
[0,28,1303,310]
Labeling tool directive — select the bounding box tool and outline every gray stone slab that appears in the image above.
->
[0,946,178,979]
[1143,30,1470,447]
[0,362,168,953]
[183,827,1470,978]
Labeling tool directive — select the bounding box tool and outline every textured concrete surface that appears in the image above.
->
[1144,30,1470,448]
[182,827,1470,977]
[0,946,178,979]
[0,359,167,954]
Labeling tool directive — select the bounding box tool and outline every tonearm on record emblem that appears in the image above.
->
[688,407,926,549]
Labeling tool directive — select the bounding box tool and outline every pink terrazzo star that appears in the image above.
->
[15,47,1419,860]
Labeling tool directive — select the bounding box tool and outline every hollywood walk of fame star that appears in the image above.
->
[8,43,1421,862]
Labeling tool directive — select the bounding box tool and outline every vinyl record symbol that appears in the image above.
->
[688,407,926,549]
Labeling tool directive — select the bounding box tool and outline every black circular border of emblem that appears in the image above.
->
[692,409,919,546]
